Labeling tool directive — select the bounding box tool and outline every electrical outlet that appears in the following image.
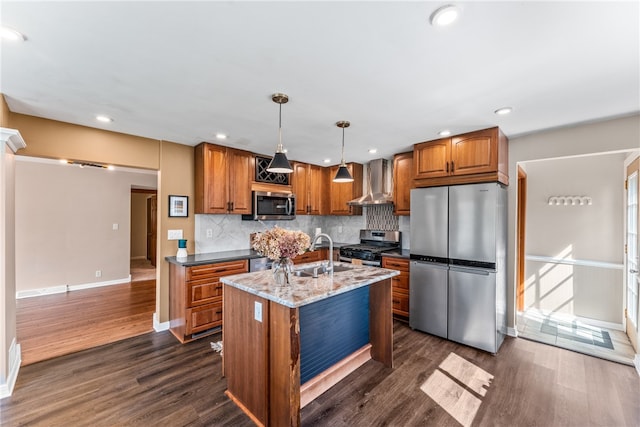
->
[167,229,183,240]
[95,270,102,278]
[112,223,119,230]
[206,229,213,238]
[254,301,262,322]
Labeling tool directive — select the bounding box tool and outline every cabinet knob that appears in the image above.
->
[451,161,454,173]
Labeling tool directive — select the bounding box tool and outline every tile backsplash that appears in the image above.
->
[195,205,410,253]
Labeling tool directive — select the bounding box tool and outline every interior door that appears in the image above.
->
[626,157,639,351]
[147,195,157,267]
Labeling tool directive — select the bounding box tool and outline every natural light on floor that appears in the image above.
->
[420,352,494,427]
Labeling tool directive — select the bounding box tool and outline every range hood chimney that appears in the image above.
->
[347,158,394,206]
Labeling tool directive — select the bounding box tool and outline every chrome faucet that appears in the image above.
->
[310,233,334,274]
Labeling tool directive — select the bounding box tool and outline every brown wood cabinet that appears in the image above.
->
[413,127,508,188]
[292,162,325,215]
[169,259,248,343]
[382,256,409,319]
[393,152,413,216]
[195,142,253,214]
[328,162,363,216]
[292,248,328,265]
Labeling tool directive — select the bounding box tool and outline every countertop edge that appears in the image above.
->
[221,262,399,308]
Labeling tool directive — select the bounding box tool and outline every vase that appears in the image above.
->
[272,257,294,286]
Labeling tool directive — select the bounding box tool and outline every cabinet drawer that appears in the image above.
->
[186,302,223,335]
[187,259,248,280]
[391,272,409,292]
[293,250,324,265]
[392,291,409,317]
[382,257,409,271]
[186,277,223,307]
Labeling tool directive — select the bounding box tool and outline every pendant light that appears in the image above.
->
[333,121,354,183]
[266,93,293,174]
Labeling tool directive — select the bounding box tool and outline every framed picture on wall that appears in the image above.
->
[168,195,188,217]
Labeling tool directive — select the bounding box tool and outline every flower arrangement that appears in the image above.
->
[252,226,311,261]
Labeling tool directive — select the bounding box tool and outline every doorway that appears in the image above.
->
[625,156,639,352]
[130,189,157,282]
[516,153,635,365]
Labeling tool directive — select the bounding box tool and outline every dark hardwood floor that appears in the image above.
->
[16,279,156,365]
[2,321,638,426]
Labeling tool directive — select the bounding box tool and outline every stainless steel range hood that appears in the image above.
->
[348,158,394,206]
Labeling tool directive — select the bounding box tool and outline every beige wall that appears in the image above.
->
[158,141,195,321]
[0,96,9,128]
[508,114,640,329]
[131,193,150,259]
[15,158,157,291]
[5,105,194,323]
[522,153,626,323]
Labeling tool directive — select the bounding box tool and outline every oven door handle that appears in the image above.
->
[340,256,380,267]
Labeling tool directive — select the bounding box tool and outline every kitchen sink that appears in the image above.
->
[292,263,355,277]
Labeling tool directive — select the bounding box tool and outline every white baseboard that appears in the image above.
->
[0,338,21,399]
[635,354,640,377]
[16,276,132,299]
[153,312,170,332]
[507,327,518,338]
[68,276,131,291]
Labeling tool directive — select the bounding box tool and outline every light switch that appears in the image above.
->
[254,301,262,322]
[112,223,119,230]
[168,229,183,240]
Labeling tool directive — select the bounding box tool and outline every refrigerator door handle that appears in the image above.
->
[411,260,449,270]
[449,265,491,276]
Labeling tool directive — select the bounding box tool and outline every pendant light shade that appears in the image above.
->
[333,121,354,183]
[266,93,293,174]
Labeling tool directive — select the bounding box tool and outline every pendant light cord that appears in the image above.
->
[277,102,283,152]
[340,126,346,166]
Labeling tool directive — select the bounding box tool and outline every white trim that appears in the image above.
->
[16,276,132,298]
[525,254,623,270]
[507,327,518,338]
[67,276,131,291]
[16,285,68,299]
[0,128,27,153]
[153,312,170,332]
[0,338,21,399]
[635,354,640,377]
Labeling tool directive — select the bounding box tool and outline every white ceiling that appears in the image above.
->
[1,1,638,166]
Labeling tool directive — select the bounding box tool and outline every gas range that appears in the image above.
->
[339,230,401,266]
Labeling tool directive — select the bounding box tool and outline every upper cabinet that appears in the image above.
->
[413,127,509,188]
[393,151,413,216]
[329,163,364,216]
[292,162,326,215]
[195,142,253,214]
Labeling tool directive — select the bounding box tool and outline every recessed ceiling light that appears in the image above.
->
[215,133,227,140]
[438,130,451,137]
[368,148,378,154]
[494,107,513,115]
[323,158,331,164]
[1,27,25,41]
[96,115,113,123]
[430,5,460,27]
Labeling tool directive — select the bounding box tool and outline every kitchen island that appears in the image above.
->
[221,262,399,427]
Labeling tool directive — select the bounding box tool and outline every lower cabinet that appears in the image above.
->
[169,259,248,343]
[293,248,328,265]
[382,256,410,319]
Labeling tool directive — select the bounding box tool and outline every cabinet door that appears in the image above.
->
[413,139,450,179]
[186,302,223,335]
[228,148,253,214]
[292,162,309,215]
[393,152,413,216]
[329,163,362,215]
[308,164,324,215]
[196,143,229,213]
[450,128,497,176]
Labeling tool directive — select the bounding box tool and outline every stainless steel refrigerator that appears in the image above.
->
[409,183,507,353]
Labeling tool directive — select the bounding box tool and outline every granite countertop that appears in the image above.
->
[221,261,399,308]
[165,241,357,267]
[165,249,262,266]
[381,249,411,259]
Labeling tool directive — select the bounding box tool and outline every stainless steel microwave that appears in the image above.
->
[242,191,296,221]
